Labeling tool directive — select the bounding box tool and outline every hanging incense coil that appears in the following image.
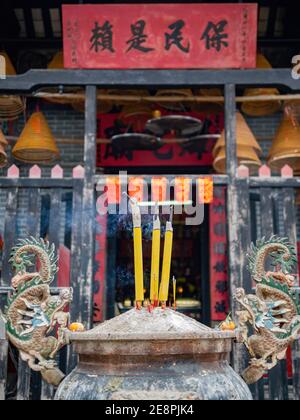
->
[0,129,8,167]
[241,54,281,117]
[267,113,300,174]
[155,89,193,111]
[13,112,60,163]
[213,145,261,175]
[0,128,8,146]
[43,51,83,106]
[284,100,300,127]
[71,90,113,114]
[48,51,64,70]
[0,52,25,121]
[106,89,150,107]
[120,104,154,132]
[0,143,8,167]
[213,112,262,158]
[192,88,223,114]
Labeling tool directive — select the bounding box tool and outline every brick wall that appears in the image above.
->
[0,103,299,241]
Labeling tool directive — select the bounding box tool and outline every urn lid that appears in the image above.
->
[70,308,235,342]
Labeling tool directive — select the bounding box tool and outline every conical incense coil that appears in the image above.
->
[192,88,223,113]
[13,112,60,163]
[268,113,300,173]
[213,111,262,158]
[213,145,261,175]
[0,51,25,121]
[155,89,193,111]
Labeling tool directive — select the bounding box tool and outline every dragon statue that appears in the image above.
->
[1,237,72,386]
[235,236,300,385]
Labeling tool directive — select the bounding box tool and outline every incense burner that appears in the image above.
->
[55,308,252,400]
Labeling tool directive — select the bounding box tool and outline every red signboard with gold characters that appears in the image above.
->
[62,3,257,69]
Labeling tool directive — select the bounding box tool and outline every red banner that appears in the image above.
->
[209,186,229,322]
[63,4,257,69]
[93,214,107,322]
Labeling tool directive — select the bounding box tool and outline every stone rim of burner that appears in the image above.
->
[69,308,236,358]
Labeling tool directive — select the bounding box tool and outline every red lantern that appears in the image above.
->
[151,177,168,202]
[175,177,191,203]
[198,177,214,204]
[106,177,121,204]
[129,177,145,202]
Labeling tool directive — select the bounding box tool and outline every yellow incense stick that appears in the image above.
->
[133,226,144,302]
[128,196,144,304]
[159,208,174,303]
[150,207,161,303]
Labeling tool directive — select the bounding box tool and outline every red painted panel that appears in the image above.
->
[97,112,221,168]
[63,4,257,69]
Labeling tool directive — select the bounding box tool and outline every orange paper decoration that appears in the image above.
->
[106,177,121,205]
[151,177,168,202]
[128,177,145,202]
[175,177,191,203]
[198,177,214,204]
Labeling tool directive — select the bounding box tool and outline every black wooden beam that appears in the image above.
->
[23,7,35,39]
[41,8,54,39]
[266,1,279,39]
[0,69,299,93]
[0,39,62,49]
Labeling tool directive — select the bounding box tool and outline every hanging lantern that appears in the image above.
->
[0,52,25,122]
[198,177,214,204]
[175,177,191,203]
[155,89,193,111]
[12,112,60,163]
[213,112,262,158]
[213,145,261,175]
[120,104,153,132]
[192,88,223,114]
[0,129,8,167]
[241,54,281,117]
[151,177,168,202]
[106,177,121,205]
[128,177,145,202]
[267,113,300,174]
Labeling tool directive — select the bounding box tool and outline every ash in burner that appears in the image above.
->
[71,307,236,341]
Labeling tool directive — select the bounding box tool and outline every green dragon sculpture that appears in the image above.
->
[235,236,300,384]
[1,237,72,386]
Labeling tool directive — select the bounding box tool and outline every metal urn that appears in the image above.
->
[55,308,252,400]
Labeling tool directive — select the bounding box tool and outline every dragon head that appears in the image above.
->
[268,237,298,274]
[9,249,35,274]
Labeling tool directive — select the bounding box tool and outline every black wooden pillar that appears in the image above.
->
[79,85,97,329]
[225,84,252,373]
